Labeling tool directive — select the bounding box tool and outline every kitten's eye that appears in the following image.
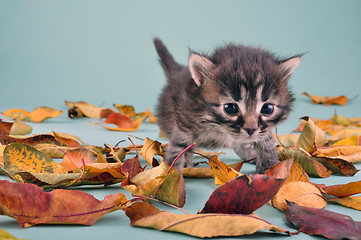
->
[224,103,239,115]
[261,103,274,115]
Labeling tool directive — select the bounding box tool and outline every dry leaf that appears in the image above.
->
[321,180,361,197]
[327,196,361,211]
[271,181,327,211]
[302,92,350,105]
[101,115,147,132]
[3,107,62,123]
[285,201,361,239]
[315,145,361,163]
[139,137,164,167]
[0,180,128,227]
[65,101,114,119]
[125,202,290,238]
[201,160,291,215]
[208,155,242,185]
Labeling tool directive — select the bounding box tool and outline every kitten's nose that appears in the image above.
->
[245,128,257,136]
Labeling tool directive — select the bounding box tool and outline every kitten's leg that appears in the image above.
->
[254,132,279,174]
[234,143,257,163]
[163,128,194,172]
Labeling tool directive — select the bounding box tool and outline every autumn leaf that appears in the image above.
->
[101,114,148,132]
[301,92,351,105]
[296,116,327,153]
[320,180,361,197]
[3,143,67,179]
[121,156,143,187]
[60,148,97,171]
[0,134,60,146]
[139,137,164,167]
[125,202,290,238]
[123,162,186,207]
[2,106,62,123]
[271,181,327,211]
[65,100,114,119]
[0,180,128,227]
[285,201,361,239]
[208,154,242,185]
[327,196,361,211]
[315,145,361,163]
[200,170,290,214]
[0,119,32,136]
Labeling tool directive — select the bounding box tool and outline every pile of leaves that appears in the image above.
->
[1,101,361,239]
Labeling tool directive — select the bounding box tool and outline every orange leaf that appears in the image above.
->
[315,145,361,163]
[321,180,361,197]
[28,107,63,123]
[301,92,349,106]
[271,181,327,211]
[102,115,147,132]
[104,112,134,128]
[0,180,128,227]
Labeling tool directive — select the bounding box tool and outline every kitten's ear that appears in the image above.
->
[279,56,302,79]
[189,54,215,86]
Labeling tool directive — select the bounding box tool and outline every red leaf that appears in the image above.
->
[285,201,361,239]
[121,156,143,187]
[200,174,287,214]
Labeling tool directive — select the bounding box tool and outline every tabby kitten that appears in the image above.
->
[154,38,301,173]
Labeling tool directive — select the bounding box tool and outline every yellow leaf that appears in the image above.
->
[332,135,360,146]
[139,137,164,166]
[271,181,327,211]
[209,155,242,185]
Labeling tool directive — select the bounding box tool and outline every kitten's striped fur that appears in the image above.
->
[154,38,301,173]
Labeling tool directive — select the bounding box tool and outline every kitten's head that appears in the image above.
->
[188,44,300,144]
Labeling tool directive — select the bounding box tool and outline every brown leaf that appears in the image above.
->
[0,180,128,227]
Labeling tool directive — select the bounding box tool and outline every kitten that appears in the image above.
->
[154,38,301,173]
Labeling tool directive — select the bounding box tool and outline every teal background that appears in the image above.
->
[0,0,361,240]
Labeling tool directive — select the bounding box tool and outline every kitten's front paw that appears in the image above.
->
[256,156,279,174]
